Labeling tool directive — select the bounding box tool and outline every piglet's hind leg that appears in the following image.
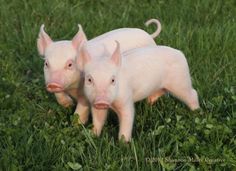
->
[165,66,199,111]
[167,86,199,111]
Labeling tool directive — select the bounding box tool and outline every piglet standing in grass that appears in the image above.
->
[79,42,200,142]
[37,19,161,124]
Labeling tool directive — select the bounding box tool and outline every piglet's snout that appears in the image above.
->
[93,96,110,110]
[46,83,63,93]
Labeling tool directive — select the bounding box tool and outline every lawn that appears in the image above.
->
[0,0,235,170]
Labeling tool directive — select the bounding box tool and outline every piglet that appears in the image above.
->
[79,42,200,142]
[37,19,161,124]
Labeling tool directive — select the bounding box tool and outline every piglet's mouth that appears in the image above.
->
[46,83,64,93]
[93,101,110,110]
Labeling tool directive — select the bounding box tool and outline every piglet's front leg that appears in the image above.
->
[116,102,135,142]
[55,92,74,108]
[74,96,90,125]
[91,107,108,136]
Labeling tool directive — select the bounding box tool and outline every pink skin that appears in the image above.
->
[37,24,89,124]
[45,59,76,92]
[37,19,161,124]
[80,42,199,142]
[84,71,116,109]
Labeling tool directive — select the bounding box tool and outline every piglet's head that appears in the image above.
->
[37,24,87,92]
[78,41,121,109]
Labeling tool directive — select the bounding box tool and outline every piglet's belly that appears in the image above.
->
[130,76,163,103]
[132,87,162,103]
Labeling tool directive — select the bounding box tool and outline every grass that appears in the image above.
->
[0,0,235,170]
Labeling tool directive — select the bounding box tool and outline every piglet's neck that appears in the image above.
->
[65,88,79,100]
[66,73,85,100]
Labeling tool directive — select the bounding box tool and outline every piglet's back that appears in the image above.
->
[86,28,156,58]
[122,45,186,70]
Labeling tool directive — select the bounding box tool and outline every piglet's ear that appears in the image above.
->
[72,24,88,49]
[77,45,91,70]
[37,24,53,56]
[110,41,121,66]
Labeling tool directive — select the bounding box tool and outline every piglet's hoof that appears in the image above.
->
[119,135,131,144]
[71,113,88,126]
[91,127,102,137]
[71,114,81,126]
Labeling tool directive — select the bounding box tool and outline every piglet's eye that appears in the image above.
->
[111,76,116,85]
[66,60,74,70]
[86,75,94,85]
[44,61,49,68]
[68,62,73,68]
